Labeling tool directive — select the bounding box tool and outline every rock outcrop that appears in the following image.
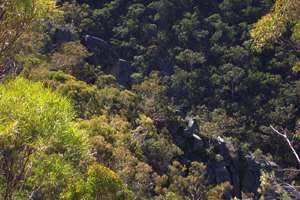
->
[83,35,132,86]
[43,25,78,53]
[52,26,78,44]
[170,118,278,198]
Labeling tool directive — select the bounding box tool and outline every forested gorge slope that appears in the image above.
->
[0,0,300,199]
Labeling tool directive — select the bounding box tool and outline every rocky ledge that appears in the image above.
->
[168,118,278,198]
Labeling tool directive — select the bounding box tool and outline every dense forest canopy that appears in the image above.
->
[0,0,300,199]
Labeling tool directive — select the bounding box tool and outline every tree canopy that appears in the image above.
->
[251,0,300,51]
[0,0,58,61]
[0,0,300,199]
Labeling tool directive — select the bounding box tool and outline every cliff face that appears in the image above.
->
[170,119,277,198]
[84,35,133,86]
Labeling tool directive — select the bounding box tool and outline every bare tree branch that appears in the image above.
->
[27,186,41,200]
[270,125,300,166]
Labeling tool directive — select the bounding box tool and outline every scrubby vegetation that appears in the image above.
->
[0,0,299,199]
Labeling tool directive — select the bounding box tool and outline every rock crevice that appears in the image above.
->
[170,118,277,197]
[83,35,133,86]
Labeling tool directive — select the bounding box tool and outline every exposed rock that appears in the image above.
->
[42,25,78,53]
[170,118,277,198]
[153,116,167,129]
[83,35,132,86]
[184,118,199,137]
[117,59,132,86]
[55,0,64,6]
[215,164,231,183]
[52,26,78,44]
[84,35,118,65]
[190,135,204,153]
[241,156,261,194]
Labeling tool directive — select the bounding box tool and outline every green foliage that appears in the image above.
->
[3,0,300,199]
[161,161,207,200]
[207,182,233,200]
[175,49,206,70]
[50,41,93,81]
[173,11,208,47]
[96,74,117,88]
[0,0,59,60]
[198,108,238,138]
[62,164,133,200]
[85,164,133,200]
[154,192,184,200]
[32,70,137,119]
[258,172,295,200]
[0,78,90,199]
[48,71,101,118]
[251,0,300,50]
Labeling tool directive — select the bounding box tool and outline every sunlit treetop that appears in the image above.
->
[0,0,59,60]
[250,0,300,51]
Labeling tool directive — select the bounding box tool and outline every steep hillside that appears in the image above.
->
[0,0,299,199]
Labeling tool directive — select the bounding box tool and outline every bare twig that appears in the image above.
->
[270,125,300,166]
[275,168,300,172]
[27,186,41,200]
